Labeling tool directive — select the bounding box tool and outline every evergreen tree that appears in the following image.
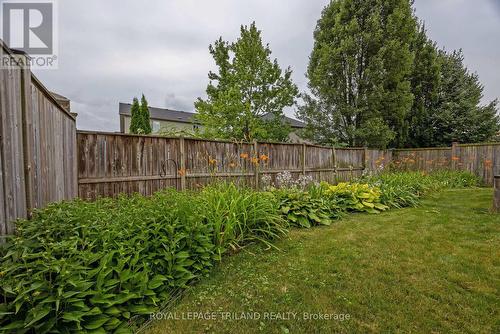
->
[430,50,499,145]
[195,22,299,141]
[406,23,441,147]
[129,97,141,134]
[140,94,152,134]
[299,0,416,148]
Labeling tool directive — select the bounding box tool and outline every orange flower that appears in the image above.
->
[208,157,217,165]
[178,168,186,176]
[451,156,460,161]
[259,154,269,162]
[240,153,249,159]
[251,157,259,165]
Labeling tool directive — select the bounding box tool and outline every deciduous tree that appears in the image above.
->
[195,22,299,141]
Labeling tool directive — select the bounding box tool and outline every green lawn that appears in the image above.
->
[145,189,499,333]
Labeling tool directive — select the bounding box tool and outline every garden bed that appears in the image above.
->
[0,171,487,332]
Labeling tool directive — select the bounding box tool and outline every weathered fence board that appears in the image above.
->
[76,130,500,199]
[76,133,368,198]
[456,144,500,186]
[0,45,27,235]
[77,132,180,199]
[392,147,452,171]
[1,41,77,236]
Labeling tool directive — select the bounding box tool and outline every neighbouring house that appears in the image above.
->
[118,102,307,142]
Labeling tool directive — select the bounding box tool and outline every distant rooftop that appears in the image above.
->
[119,103,305,128]
[119,103,197,124]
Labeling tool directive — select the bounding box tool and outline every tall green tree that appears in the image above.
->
[298,0,416,148]
[406,23,441,147]
[129,97,141,134]
[195,22,299,141]
[140,94,152,134]
[429,50,499,145]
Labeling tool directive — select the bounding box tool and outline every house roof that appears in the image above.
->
[119,103,305,128]
[119,103,198,124]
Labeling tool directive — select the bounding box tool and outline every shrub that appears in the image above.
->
[321,182,389,214]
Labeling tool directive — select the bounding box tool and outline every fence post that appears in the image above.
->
[494,175,500,213]
[302,144,306,176]
[363,147,368,173]
[451,142,459,170]
[254,140,259,189]
[179,136,186,191]
[19,53,33,216]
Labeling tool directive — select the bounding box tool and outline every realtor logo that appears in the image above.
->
[1,0,58,68]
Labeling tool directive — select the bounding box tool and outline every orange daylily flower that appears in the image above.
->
[240,153,249,159]
[259,154,269,162]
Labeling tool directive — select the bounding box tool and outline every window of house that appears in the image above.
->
[152,121,161,133]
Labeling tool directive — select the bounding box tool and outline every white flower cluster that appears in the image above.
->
[261,171,316,190]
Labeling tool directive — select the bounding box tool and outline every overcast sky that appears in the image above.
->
[32,0,500,132]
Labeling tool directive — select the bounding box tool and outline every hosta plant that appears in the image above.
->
[273,189,342,228]
[322,182,389,214]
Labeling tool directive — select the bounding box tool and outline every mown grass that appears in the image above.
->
[145,188,500,334]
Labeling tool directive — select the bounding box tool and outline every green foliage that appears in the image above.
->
[195,22,299,141]
[299,1,499,148]
[140,94,152,134]
[406,23,441,148]
[322,182,389,213]
[197,183,288,254]
[129,97,141,134]
[0,186,286,333]
[129,95,152,135]
[0,171,480,332]
[363,170,480,208]
[273,189,341,228]
[428,50,499,146]
[147,189,499,334]
[300,0,416,148]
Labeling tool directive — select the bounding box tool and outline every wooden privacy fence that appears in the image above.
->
[77,133,500,200]
[391,142,500,185]
[77,131,367,199]
[0,41,77,237]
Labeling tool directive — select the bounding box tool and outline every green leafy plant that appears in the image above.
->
[273,189,342,228]
[0,185,287,333]
[322,182,389,214]
[362,170,480,208]
[198,183,287,253]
